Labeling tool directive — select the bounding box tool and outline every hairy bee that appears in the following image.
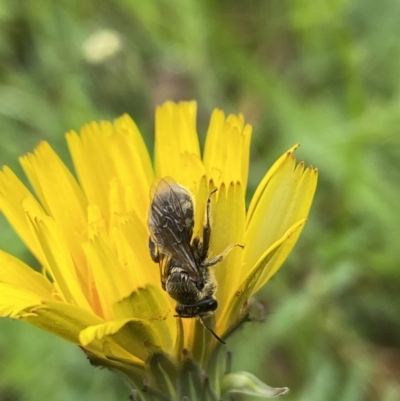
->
[148,177,239,343]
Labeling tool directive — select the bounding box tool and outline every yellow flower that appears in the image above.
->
[0,101,317,399]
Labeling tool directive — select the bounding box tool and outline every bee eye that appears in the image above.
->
[196,280,205,290]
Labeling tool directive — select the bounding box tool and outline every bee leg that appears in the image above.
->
[200,187,218,259]
[198,315,226,344]
[201,243,244,268]
[148,237,160,263]
[191,236,203,262]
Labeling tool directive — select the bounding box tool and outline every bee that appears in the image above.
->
[148,177,240,344]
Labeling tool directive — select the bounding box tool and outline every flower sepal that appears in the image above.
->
[146,350,179,398]
[83,345,146,388]
[128,350,222,401]
[221,371,289,399]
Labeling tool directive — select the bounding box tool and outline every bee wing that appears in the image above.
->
[148,177,200,277]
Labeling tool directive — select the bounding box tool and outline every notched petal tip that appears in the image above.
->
[18,140,48,161]
[284,144,300,158]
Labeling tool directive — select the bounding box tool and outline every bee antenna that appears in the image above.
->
[198,315,226,344]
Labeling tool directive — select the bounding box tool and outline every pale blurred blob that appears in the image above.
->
[82,29,122,64]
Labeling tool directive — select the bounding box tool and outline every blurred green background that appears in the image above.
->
[1,0,400,400]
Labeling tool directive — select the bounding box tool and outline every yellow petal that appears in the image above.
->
[108,177,130,227]
[82,236,133,320]
[108,115,154,216]
[23,300,145,369]
[0,166,46,263]
[29,215,91,311]
[67,116,154,223]
[1,288,105,357]
[176,152,206,192]
[203,110,252,188]
[113,285,176,353]
[0,250,53,298]
[87,204,107,240]
[246,144,299,224]
[155,101,203,183]
[80,318,163,362]
[66,124,114,221]
[19,142,88,272]
[80,320,137,362]
[210,182,245,320]
[24,300,105,352]
[244,148,317,274]
[112,285,170,318]
[112,114,154,187]
[111,222,160,289]
[253,220,307,292]
[0,284,43,318]
[222,220,305,331]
